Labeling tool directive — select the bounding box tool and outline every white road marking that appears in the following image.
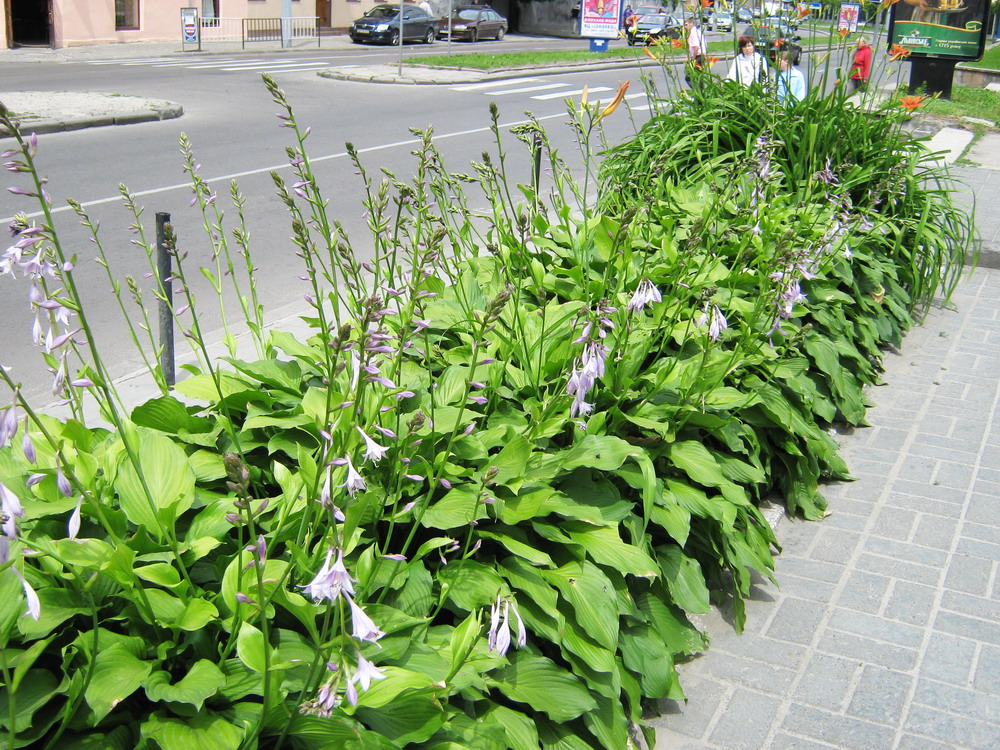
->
[486,83,568,96]
[531,86,612,100]
[219,61,332,71]
[451,77,539,91]
[2,112,571,224]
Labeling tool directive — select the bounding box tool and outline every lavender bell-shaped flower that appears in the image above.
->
[355,426,388,465]
[627,278,662,314]
[338,455,366,496]
[301,547,356,603]
[346,595,384,643]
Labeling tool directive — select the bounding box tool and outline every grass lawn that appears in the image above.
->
[405,35,834,70]
[963,43,1000,71]
[919,85,1000,125]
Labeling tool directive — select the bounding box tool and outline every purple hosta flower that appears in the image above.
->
[403,474,424,482]
[346,595,384,642]
[303,663,341,718]
[338,455,366,496]
[21,429,36,464]
[698,304,729,343]
[56,470,72,498]
[0,481,25,544]
[67,498,82,539]
[468,395,487,405]
[368,375,396,389]
[382,553,407,561]
[373,425,397,440]
[813,158,839,186]
[487,595,527,657]
[245,534,267,567]
[355,426,388,465]
[627,278,662,314]
[235,592,256,605]
[11,568,40,621]
[0,403,17,449]
[301,547,356,603]
[770,269,807,321]
[352,651,387,693]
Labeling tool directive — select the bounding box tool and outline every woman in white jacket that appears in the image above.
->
[726,36,767,87]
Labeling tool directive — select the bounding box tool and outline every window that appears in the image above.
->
[115,0,139,30]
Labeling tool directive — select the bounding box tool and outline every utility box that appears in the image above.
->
[589,38,609,52]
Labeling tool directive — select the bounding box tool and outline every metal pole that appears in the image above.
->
[155,213,176,388]
[281,0,293,48]
[398,0,405,76]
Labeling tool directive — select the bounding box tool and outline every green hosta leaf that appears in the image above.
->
[0,668,59,732]
[134,563,182,589]
[141,711,243,750]
[18,588,87,640]
[483,704,540,750]
[565,524,658,578]
[657,546,711,615]
[439,560,506,611]
[490,434,533,489]
[668,440,728,488]
[619,624,683,699]
[354,666,438,709]
[500,557,560,620]
[131,396,214,434]
[176,599,219,631]
[634,587,706,655]
[237,622,268,673]
[144,660,225,709]
[355,692,445,745]
[477,528,555,568]
[226,357,303,393]
[490,651,597,723]
[421,489,488,530]
[112,427,196,538]
[49,538,114,570]
[542,561,619,651]
[172,372,247,404]
[85,643,152,723]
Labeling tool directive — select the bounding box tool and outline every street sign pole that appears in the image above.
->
[281,0,292,48]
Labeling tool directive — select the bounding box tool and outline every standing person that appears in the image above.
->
[849,36,872,91]
[419,0,433,15]
[776,51,806,104]
[683,17,708,87]
[725,35,767,87]
[684,17,707,66]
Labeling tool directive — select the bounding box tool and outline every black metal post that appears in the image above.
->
[909,57,958,100]
[155,213,176,388]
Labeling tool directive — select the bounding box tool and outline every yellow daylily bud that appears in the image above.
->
[597,81,631,121]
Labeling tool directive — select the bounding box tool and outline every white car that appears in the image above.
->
[712,11,733,31]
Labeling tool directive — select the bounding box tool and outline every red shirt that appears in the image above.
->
[850,44,872,80]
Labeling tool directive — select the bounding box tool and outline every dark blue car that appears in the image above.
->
[350,4,438,45]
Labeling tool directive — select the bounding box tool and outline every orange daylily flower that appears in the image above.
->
[889,43,912,60]
[838,27,850,38]
[597,81,631,121]
[643,45,657,60]
[671,38,684,49]
[707,56,720,65]
[773,38,785,47]
[798,6,810,17]
[881,0,901,7]
[899,95,927,111]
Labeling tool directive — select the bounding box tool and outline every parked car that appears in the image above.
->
[626,12,682,45]
[711,10,733,31]
[349,4,437,45]
[741,21,801,63]
[736,7,753,23]
[438,6,507,41]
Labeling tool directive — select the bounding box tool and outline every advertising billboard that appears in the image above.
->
[580,0,622,39]
[838,2,861,32]
[888,0,991,60]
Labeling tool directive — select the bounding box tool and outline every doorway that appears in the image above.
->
[8,0,51,46]
[318,0,331,27]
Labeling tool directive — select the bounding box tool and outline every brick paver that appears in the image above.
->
[653,265,1000,749]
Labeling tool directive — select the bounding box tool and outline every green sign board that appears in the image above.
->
[887,0,991,60]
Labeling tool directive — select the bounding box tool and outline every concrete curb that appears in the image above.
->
[5,101,183,137]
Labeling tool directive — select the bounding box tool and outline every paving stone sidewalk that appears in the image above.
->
[652,265,1000,749]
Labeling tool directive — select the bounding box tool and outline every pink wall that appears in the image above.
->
[42,0,314,48]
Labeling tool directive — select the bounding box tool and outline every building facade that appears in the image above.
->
[2,0,319,48]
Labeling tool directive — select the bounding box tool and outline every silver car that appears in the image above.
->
[711,10,733,31]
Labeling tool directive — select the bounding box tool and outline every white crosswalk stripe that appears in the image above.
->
[84,56,339,75]
[531,86,612,100]
[451,77,541,91]
[487,83,569,96]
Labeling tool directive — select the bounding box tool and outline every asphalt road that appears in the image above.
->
[1,37,658,405]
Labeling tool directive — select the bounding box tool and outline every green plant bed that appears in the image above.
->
[919,84,1000,124]
[964,42,1000,71]
[0,70,972,750]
